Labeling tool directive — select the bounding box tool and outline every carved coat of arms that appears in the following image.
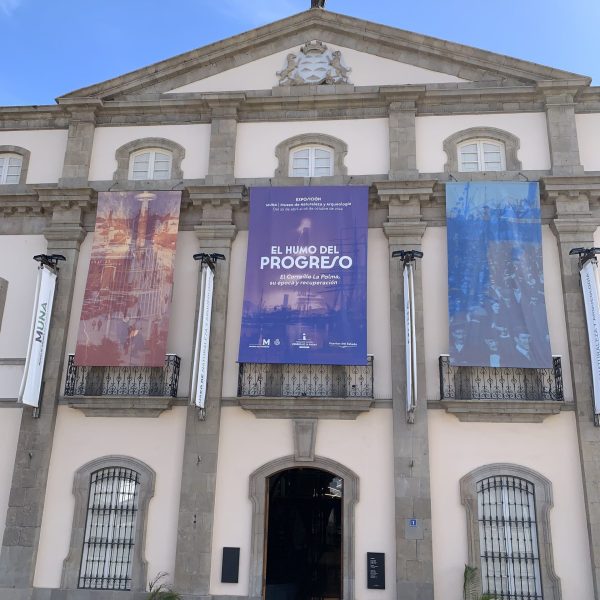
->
[277,41,351,86]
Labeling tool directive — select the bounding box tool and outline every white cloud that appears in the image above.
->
[216,0,302,26]
[0,0,22,16]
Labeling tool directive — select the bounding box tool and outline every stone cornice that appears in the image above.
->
[57,97,104,121]
[186,185,246,208]
[375,179,436,203]
[5,82,600,130]
[541,175,600,196]
[0,191,43,216]
[36,187,97,211]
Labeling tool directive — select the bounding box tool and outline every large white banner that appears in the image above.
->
[404,262,417,421]
[580,260,600,418]
[191,264,214,411]
[19,265,57,407]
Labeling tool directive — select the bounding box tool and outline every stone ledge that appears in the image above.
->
[66,396,174,417]
[239,396,373,419]
[428,399,571,422]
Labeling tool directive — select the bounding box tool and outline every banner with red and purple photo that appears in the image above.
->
[238,186,368,365]
[74,191,181,367]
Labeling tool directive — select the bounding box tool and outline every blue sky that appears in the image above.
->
[0,0,597,106]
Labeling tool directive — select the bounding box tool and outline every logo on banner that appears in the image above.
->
[35,303,48,345]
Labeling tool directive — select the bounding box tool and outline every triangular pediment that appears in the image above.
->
[163,42,467,94]
[59,9,590,101]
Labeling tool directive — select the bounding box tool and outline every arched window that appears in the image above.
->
[79,466,141,590]
[458,139,506,172]
[129,148,173,181]
[62,456,155,593]
[290,145,333,177]
[113,138,185,182]
[460,464,561,600]
[477,474,541,598]
[443,127,521,174]
[275,133,348,179]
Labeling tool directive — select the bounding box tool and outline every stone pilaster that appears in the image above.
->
[0,189,92,594]
[58,99,102,188]
[388,101,418,180]
[377,180,435,600]
[544,176,600,597]
[539,82,585,176]
[173,186,242,595]
[205,97,244,186]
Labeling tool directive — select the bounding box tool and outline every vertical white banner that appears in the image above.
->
[191,264,214,410]
[580,260,600,418]
[404,262,417,421]
[19,265,57,407]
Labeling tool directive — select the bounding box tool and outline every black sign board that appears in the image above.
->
[221,547,240,583]
[367,552,385,589]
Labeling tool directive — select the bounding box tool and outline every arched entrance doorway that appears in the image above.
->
[265,468,343,600]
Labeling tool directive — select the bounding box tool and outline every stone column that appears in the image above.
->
[539,83,585,177]
[378,180,435,600]
[0,190,91,595]
[173,186,243,595]
[58,99,102,188]
[206,97,244,186]
[545,176,600,596]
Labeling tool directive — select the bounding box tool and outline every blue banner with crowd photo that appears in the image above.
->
[446,182,552,368]
[238,186,368,365]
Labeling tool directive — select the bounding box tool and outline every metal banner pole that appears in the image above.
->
[393,249,423,423]
[18,254,65,416]
[571,247,600,425]
[191,253,225,420]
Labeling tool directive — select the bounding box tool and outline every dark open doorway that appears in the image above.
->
[265,468,343,600]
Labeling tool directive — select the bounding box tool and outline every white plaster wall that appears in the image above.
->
[0,235,47,397]
[209,407,395,598]
[422,226,573,402]
[88,124,211,180]
[576,113,600,172]
[235,119,389,178]
[0,408,23,545]
[33,405,186,589]
[63,232,198,397]
[0,365,24,399]
[167,44,466,94]
[0,130,67,183]
[221,229,392,400]
[429,410,593,600]
[416,113,551,173]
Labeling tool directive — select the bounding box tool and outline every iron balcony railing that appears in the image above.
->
[439,355,563,402]
[238,356,374,398]
[64,354,180,398]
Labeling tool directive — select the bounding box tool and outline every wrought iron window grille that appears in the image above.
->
[439,355,563,402]
[477,475,543,599]
[65,354,180,398]
[238,356,374,398]
[78,466,140,591]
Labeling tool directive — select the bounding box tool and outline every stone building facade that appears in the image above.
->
[0,6,599,600]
